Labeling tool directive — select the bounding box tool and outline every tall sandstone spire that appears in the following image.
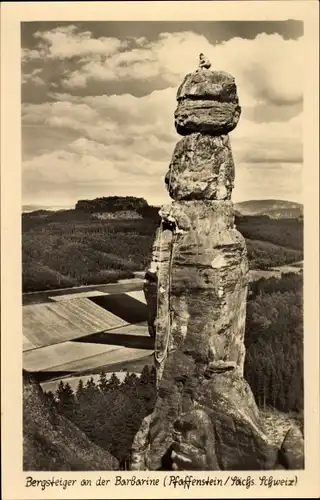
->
[130,57,304,471]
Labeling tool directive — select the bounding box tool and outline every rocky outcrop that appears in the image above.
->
[278,425,305,469]
[175,69,241,136]
[176,69,238,102]
[23,371,118,471]
[131,55,304,471]
[165,134,235,200]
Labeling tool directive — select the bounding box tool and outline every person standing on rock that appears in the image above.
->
[198,53,211,70]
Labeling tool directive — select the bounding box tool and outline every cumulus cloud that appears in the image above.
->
[22,27,303,110]
[232,114,302,164]
[22,139,170,207]
[22,88,177,159]
[22,89,301,167]
[21,25,303,206]
[62,30,302,110]
[214,34,303,106]
[22,86,302,206]
[233,162,302,203]
[22,68,45,86]
[23,25,124,61]
[22,88,177,205]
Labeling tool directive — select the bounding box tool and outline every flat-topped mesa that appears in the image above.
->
[175,68,241,136]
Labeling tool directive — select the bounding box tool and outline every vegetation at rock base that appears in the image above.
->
[23,371,119,471]
[22,197,303,292]
[24,197,304,466]
[45,366,156,468]
[45,272,303,467]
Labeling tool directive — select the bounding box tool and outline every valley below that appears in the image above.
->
[22,197,304,470]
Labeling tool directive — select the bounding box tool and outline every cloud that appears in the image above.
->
[22,89,178,204]
[22,88,177,161]
[22,89,302,171]
[232,114,302,164]
[21,26,303,206]
[23,25,124,61]
[217,34,303,106]
[22,68,46,86]
[23,27,303,111]
[22,139,171,207]
[61,31,212,89]
[233,162,302,203]
[22,90,302,206]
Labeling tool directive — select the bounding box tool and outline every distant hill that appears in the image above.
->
[22,205,72,213]
[235,200,303,219]
[24,198,302,220]
[21,196,303,292]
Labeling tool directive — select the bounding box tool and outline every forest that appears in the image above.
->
[244,272,303,413]
[45,367,156,468]
[22,201,303,292]
[45,272,303,468]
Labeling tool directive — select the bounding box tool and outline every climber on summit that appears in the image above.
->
[198,53,211,70]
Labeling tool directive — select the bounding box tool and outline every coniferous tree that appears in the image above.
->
[76,378,85,400]
[44,390,56,407]
[244,275,303,413]
[98,372,109,393]
[107,373,121,392]
[56,381,75,419]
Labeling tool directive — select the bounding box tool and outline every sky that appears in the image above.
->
[21,20,304,210]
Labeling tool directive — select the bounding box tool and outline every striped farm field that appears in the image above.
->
[23,297,128,349]
[29,346,150,373]
[49,290,108,301]
[23,335,36,351]
[22,280,153,381]
[49,347,152,373]
[124,290,147,303]
[23,341,123,372]
[90,293,148,324]
[77,352,155,377]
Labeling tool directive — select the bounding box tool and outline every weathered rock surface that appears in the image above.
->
[278,425,305,469]
[175,100,241,136]
[132,362,303,471]
[142,364,281,470]
[175,69,241,136]
[165,133,235,200]
[23,371,118,471]
[154,201,248,371]
[177,69,238,102]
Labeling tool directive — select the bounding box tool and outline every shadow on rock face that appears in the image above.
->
[171,408,220,470]
[159,445,174,471]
